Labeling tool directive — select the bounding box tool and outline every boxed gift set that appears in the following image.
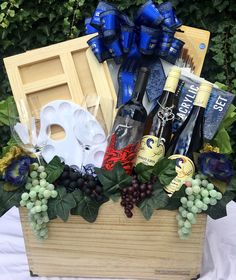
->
[0,1,235,279]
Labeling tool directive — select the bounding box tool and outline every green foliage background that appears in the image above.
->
[0,0,235,165]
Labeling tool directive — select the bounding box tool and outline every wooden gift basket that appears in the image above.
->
[4,26,210,279]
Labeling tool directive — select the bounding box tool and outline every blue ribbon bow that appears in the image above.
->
[86,0,184,107]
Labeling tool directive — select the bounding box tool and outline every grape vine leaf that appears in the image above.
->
[45,156,64,183]
[71,189,107,223]
[134,163,153,183]
[153,157,177,186]
[94,162,132,200]
[205,191,235,219]
[165,185,186,210]
[0,181,23,217]
[47,186,76,222]
[138,188,169,220]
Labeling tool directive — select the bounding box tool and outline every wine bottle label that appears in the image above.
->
[165,154,195,194]
[102,116,145,174]
[135,135,165,166]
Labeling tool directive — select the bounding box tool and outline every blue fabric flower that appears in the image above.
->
[198,152,234,182]
[3,156,31,187]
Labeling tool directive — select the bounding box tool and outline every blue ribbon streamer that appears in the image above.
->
[86,0,184,107]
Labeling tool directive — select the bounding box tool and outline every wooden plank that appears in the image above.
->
[20,202,206,279]
[3,34,117,134]
[175,25,210,75]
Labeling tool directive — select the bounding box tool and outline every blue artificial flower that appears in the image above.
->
[198,152,234,182]
[3,156,31,187]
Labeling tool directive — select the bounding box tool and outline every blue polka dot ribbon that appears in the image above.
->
[85,0,184,106]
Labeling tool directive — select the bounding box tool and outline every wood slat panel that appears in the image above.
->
[20,201,206,279]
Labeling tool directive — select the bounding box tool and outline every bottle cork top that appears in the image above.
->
[194,81,213,108]
[164,66,181,93]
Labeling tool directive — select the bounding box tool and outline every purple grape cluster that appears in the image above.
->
[120,175,156,218]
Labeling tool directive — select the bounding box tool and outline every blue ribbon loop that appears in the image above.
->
[86,0,184,106]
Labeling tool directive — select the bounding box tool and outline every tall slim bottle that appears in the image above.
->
[102,67,149,174]
[135,66,181,166]
[165,81,213,194]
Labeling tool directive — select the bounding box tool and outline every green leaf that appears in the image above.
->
[206,191,235,219]
[95,162,132,199]
[213,128,232,154]
[3,182,18,192]
[0,2,8,10]
[0,97,18,126]
[153,157,177,186]
[47,186,76,221]
[138,188,169,220]
[45,156,64,183]
[134,163,153,183]
[0,182,23,217]
[71,189,107,223]
[165,185,186,210]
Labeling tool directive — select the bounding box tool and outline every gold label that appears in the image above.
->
[135,135,165,166]
[165,155,195,194]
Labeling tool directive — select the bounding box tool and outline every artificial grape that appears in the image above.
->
[40,179,47,188]
[39,187,46,195]
[179,206,185,213]
[21,193,30,201]
[181,210,188,218]
[203,197,210,205]
[43,190,51,199]
[176,214,182,221]
[51,190,58,198]
[192,179,201,186]
[35,206,42,213]
[39,172,47,179]
[32,163,39,170]
[181,227,190,235]
[188,195,195,201]
[216,192,223,200]
[25,183,32,190]
[201,189,209,197]
[178,220,184,227]
[41,205,48,211]
[20,200,27,207]
[186,200,194,208]
[30,171,38,179]
[187,212,194,221]
[191,206,198,214]
[202,204,208,211]
[185,187,193,196]
[207,183,214,191]
[180,197,188,204]
[209,189,217,198]
[184,220,192,229]
[29,190,37,199]
[210,198,217,205]
[201,180,208,187]
[47,184,54,191]
[26,202,34,209]
[192,185,201,194]
[32,179,39,186]
[37,166,45,173]
[195,200,203,209]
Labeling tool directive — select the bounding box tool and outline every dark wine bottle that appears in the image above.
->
[165,82,213,194]
[167,82,213,159]
[102,67,149,174]
[135,66,181,166]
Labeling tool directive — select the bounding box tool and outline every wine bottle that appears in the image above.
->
[135,66,181,166]
[165,81,213,194]
[102,67,149,175]
[167,81,213,159]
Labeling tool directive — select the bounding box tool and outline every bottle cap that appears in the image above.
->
[164,66,181,93]
[194,81,213,108]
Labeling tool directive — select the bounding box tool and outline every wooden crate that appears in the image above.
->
[4,26,210,279]
[20,202,206,280]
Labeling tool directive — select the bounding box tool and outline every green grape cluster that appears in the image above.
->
[20,163,58,240]
[177,173,223,240]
